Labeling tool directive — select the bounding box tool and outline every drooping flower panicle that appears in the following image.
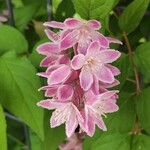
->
[37,18,122,137]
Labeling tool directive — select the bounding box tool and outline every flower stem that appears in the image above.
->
[123,32,141,95]
[123,32,141,135]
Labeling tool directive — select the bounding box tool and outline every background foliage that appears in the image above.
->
[0,0,150,149]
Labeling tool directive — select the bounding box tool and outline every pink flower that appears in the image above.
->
[37,99,83,137]
[61,18,106,54]
[71,41,121,91]
[44,18,110,54]
[80,90,119,136]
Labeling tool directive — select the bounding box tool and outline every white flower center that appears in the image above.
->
[85,57,95,66]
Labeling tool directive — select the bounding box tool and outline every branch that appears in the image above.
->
[123,32,141,95]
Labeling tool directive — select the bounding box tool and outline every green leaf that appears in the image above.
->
[7,118,25,150]
[132,134,150,150]
[14,3,40,31]
[55,0,75,21]
[140,16,150,37]
[0,104,7,150]
[119,0,150,33]
[84,133,131,150]
[134,42,150,83]
[0,51,44,140]
[72,0,118,20]
[30,110,66,150]
[0,25,28,54]
[136,88,150,135]
[30,130,42,150]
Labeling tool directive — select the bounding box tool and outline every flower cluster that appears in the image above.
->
[37,18,122,137]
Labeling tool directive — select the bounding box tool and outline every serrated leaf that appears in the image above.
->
[84,133,131,150]
[0,104,7,150]
[136,88,150,135]
[132,134,150,150]
[119,0,150,33]
[0,51,44,140]
[0,25,28,54]
[134,42,150,83]
[72,0,118,20]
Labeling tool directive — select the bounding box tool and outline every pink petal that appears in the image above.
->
[92,32,109,48]
[86,112,95,137]
[107,37,123,45]
[87,20,101,30]
[85,90,96,105]
[64,71,79,84]
[50,103,75,128]
[43,21,65,29]
[38,85,50,91]
[87,41,100,56]
[48,65,71,85]
[60,29,72,39]
[106,64,120,76]
[37,99,62,110]
[79,110,86,131]
[37,72,49,78]
[99,87,108,94]
[45,29,59,41]
[80,68,93,91]
[96,65,114,83]
[100,79,120,88]
[94,115,107,131]
[46,65,60,74]
[64,18,82,29]
[58,54,70,65]
[37,100,52,109]
[57,85,74,101]
[72,104,84,123]
[37,42,60,55]
[99,90,119,100]
[99,50,121,63]
[71,54,85,70]
[91,75,99,95]
[45,87,58,97]
[66,114,78,137]
[77,43,89,55]
[40,55,58,67]
[50,108,66,128]
[60,30,79,50]
[103,101,119,113]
